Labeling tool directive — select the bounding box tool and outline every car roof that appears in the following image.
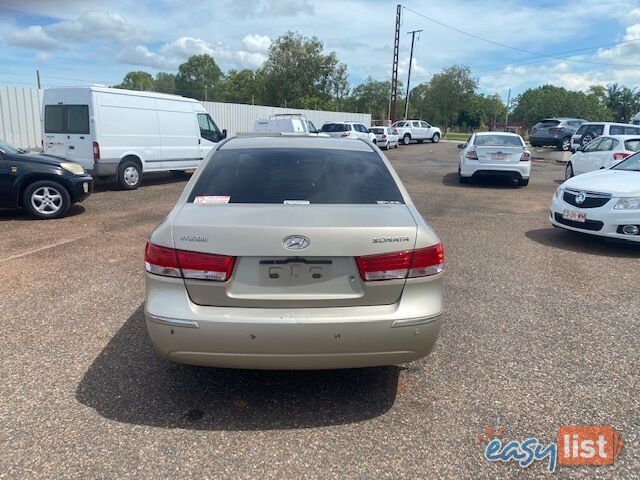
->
[580,121,639,126]
[475,131,521,137]
[220,135,373,151]
[540,117,584,121]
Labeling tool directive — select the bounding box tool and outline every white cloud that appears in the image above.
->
[116,45,174,69]
[243,34,271,53]
[229,0,314,18]
[7,26,60,50]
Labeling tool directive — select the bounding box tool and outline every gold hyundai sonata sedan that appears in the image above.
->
[144,135,444,369]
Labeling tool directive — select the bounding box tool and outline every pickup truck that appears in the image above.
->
[391,120,441,145]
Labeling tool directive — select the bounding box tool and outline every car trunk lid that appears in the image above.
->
[475,146,525,164]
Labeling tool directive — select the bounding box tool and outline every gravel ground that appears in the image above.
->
[1,142,638,479]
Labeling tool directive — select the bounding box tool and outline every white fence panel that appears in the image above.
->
[0,86,371,149]
[0,86,42,150]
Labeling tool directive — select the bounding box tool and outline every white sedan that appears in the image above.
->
[565,135,640,179]
[458,132,531,186]
[370,126,399,149]
[550,152,640,242]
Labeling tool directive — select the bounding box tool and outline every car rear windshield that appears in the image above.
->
[624,139,640,151]
[320,123,349,132]
[188,148,404,204]
[473,135,523,147]
[44,105,89,134]
[536,120,560,128]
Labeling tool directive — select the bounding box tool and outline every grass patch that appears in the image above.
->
[444,132,471,142]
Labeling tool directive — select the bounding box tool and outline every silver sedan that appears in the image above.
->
[144,135,444,369]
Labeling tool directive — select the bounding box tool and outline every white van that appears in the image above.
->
[254,114,328,136]
[42,86,225,189]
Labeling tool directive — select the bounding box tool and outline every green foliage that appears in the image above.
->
[345,77,395,119]
[154,72,176,94]
[114,71,155,91]
[606,83,640,122]
[222,69,258,104]
[175,54,224,100]
[511,85,613,125]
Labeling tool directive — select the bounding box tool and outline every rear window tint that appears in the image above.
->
[473,135,523,147]
[320,123,349,132]
[624,139,640,151]
[188,148,404,204]
[44,105,89,134]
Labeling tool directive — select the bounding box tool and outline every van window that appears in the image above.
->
[44,105,89,134]
[197,113,222,142]
[188,148,404,204]
[610,125,640,135]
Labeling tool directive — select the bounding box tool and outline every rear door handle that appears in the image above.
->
[68,146,75,150]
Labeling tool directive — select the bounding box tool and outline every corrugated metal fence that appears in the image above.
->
[0,85,371,150]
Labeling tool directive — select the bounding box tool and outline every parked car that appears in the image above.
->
[457,132,531,186]
[254,114,329,137]
[565,135,640,179]
[550,152,640,242]
[319,121,376,143]
[144,135,444,369]
[391,120,441,145]
[570,122,640,151]
[0,139,93,219]
[530,117,586,151]
[370,126,399,149]
[42,86,226,190]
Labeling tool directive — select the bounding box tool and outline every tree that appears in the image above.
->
[175,54,224,101]
[511,85,613,125]
[345,77,394,119]
[221,69,258,104]
[155,72,176,94]
[114,71,155,91]
[606,83,640,122]
[257,31,347,109]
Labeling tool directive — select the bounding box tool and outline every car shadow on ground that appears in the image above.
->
[441,172,521,189]
[93,172,192,193]
[0,204,85,222]
[526,227,640,258]
[76,305,400,431]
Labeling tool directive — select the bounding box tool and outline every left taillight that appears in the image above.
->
[613,152,630,161]
[145,242,236,282]
[355,244,444,281]
[520,152,531,162]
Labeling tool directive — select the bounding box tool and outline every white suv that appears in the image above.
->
[320,122,376,143]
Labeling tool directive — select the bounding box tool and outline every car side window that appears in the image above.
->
[596,138,614,151]
[583,138,603,152]
[412,121,421,128]
[420,121,430,128]
[197,113,222,142]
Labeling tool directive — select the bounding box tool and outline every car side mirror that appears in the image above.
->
[222,129,227,139]
[457,144,464,149]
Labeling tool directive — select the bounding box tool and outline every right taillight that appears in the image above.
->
[466,150,478,160]
[355,244,444,281]
[520,152,531,162]
[92,141,100,161]
[613,152,630,161]
[145,242,236,281]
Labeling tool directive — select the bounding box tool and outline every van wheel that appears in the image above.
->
[23,180,71,219]
[402,134,411,145]
[118,160,142,190]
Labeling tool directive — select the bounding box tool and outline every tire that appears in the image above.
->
[520,178,529,187]
[22,180,71,219]
[565,162,574,180]
[402,134,411,145]
[431,133,440,143]
[581,133,594,148]
[118,160,142,190]
[559,137,571,151]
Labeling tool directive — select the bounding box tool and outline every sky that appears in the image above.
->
[1,0,640,103]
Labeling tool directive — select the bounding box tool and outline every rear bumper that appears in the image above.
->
[90,158,119,178]
[461,161,530,179]
[144,273,443,369]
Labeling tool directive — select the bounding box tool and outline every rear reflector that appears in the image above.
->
[145,242,236,281]
[355,244,444,281]
[466,150,478,160]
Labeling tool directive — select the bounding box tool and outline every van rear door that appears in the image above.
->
[43,104,93,165]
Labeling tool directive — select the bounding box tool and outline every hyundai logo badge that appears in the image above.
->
[283,235,310,250]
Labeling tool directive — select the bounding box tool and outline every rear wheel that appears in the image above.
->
[118,160,142,190]
[565,162,574,180]
[559,137,571,151]
[431,133,440,143]
[403,134,411,145]
[581,133,594,148]
[23,180,71,219]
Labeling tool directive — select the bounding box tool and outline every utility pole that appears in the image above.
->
[504,88,511,126]
[389,4,401,123]
[36,70,41,89]
[404,29,422,120]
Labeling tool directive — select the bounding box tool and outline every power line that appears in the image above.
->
[402,6,640,68]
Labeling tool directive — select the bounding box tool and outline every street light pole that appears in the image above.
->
[404,29,422,120]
